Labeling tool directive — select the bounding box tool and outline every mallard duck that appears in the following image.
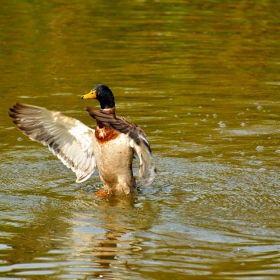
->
[9,84,156,196]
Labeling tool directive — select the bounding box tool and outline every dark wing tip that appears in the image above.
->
[8,111,16,118]
[84,107,96,114]
[8,103,20,118]
[84,107,98,121]
[9,103,27,113]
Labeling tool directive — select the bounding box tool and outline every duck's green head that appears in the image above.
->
[82,84,115,109]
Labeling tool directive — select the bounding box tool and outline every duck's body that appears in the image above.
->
[94,125,136,194]
[91,110,136,195]
[9,84,156,196]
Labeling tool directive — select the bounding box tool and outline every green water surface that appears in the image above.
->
[1,0,280,279]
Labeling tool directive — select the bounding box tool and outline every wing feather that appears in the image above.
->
[9,103,96,183]
[85,107,156,186]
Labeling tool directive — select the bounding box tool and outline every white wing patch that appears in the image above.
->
[10,103,96,183]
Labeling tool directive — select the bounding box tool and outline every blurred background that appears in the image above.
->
[1,0,280,279]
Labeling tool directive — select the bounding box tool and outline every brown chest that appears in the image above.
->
[95,124,121,143]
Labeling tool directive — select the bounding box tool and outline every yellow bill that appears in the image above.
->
[81,89,97,99]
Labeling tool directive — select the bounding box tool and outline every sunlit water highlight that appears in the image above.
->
[1,0,280,279]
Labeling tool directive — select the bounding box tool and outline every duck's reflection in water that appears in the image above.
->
[68,193,156,279]
[0,188,158,279]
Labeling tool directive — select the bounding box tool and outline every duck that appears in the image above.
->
[9,84,156,196]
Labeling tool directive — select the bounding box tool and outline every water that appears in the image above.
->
[1,0,280,279]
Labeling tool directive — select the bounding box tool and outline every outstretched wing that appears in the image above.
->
[9,103,96,183]
[85,108,156,186]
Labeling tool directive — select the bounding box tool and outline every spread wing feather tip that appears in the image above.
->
[9,103,96,183]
